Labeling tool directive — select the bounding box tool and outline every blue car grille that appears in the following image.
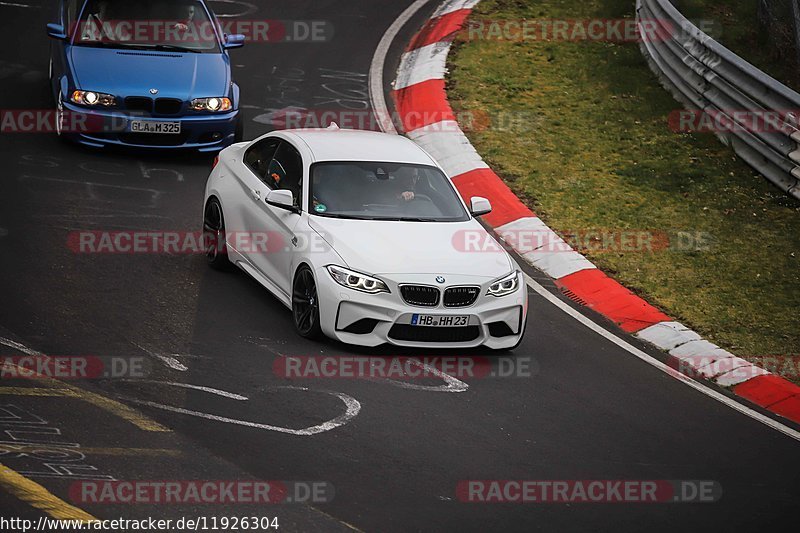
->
[123,97,184,116]
[125,96,153,113]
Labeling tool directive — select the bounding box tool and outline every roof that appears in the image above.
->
[283,127,436,165]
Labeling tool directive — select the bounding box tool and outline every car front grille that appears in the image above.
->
[443,286,480,307]
[124,96,153,113]
[388,324,481,343]
[400,285,440,307]
[154,98,183,115]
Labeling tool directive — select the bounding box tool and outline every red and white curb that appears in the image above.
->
[389,0,800,424]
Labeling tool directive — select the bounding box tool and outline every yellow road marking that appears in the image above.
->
[0,382,171,433]
[79,447,181,457]
[0,443,181,457]
[0,337,171,432]
[0,461,95,521]
[0,387,71,396]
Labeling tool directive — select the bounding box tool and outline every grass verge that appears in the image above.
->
[447,0,800,372]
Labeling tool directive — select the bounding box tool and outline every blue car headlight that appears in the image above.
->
[487,271,520,297]
[70,90,116,107]
[190,97,232,112]
[326,265,389,294]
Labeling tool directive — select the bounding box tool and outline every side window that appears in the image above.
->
[268,141,304,209]
[243,138,280,184]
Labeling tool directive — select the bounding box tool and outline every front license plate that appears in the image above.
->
[129,120,181,134]
[411,314,470,327]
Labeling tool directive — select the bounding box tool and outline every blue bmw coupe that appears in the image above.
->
[47,0,245,152]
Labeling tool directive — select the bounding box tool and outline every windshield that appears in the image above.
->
[73,0,220,53]
[310,162,470,222]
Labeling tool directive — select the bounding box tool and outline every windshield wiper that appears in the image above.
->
[314,213,373,220]
[373,217,439,222]
[145,44,201,53]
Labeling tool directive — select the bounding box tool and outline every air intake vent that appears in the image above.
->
[400,285,440,307]
[443,286,480,307]
[125,96,153,113]
[154,98,183,115]
[388,324,480,343]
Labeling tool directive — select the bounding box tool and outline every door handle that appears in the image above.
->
[251,189,261,201]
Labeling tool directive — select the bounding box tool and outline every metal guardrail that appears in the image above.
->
[637,0,800,199]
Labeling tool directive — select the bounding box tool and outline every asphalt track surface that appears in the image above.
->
[0,1,798,531]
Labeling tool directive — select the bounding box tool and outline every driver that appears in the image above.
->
[172,3,197,33]
[392,167,420,202]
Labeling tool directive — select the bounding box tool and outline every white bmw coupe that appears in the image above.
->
[203,126,527,349]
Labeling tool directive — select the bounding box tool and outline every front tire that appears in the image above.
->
[203,198,231,270]
[292,265,323,339]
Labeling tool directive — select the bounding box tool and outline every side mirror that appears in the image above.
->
[47,23,67,40]
[470,196,492,217]
[224,34,245,49]
[266,189,298,212]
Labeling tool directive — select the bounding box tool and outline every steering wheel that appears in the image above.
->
[409,194,433,203]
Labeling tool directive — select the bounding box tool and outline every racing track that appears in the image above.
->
[0,1,798,531]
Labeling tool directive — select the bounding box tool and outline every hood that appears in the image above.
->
[309,217,514,278]
[68,46,229,100]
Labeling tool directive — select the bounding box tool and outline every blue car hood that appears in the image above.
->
[69,46,229,100]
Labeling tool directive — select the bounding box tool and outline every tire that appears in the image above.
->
[292,265,323,339]
[203,198,232,271]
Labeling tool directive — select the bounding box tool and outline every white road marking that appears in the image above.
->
[0,2,37,7]
[125,384,361,436]
[375,358,468,392]
[133,380,248,400]
[0,336,41,356]
[368,0,433,135]
[523,274,800,442]
[245,336,468,392]
[132,342,189,372]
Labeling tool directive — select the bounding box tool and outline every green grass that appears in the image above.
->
[448,0,800,370]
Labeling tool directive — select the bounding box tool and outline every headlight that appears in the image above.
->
[487,271,520,297]
[70,90,115,107]
[326,265,389,294]
[190,97,232,112]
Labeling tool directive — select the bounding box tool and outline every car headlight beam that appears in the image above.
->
[487,271,520,297]
[70,90,116,107]
[326,265,389,294]
[190,97,232,112]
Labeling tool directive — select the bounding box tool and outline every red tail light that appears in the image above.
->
[212,155,219,169]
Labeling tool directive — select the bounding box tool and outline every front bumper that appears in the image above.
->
[315,268,528,349]
[61,101,239,152]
